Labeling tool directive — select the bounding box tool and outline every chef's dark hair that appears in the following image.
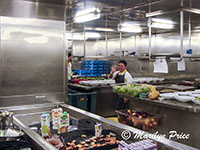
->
[118,60,127,66]
[68,53,71,57]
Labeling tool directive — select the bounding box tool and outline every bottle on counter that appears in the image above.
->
[58,111,69,134]
[41,112,50,137]
[95,123,102,137]
[52,108,63,130]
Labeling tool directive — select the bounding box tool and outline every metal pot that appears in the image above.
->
[0,129,25,141]
[0,110,14,130]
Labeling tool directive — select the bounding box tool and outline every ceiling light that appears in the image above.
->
[74,8,101,23]
[152,18,175,24]
[117,22,143,33]
[150,18,175,29]
[66,33,87,40]
[192,29,200,33]
[151,23,175,29]
[183,8,200,15]
[85,27,115,32]
[85,32,101,38]
[66,32,100,40]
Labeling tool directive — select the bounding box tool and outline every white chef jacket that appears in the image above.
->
[68,62,72,80]
[112,70,133,83]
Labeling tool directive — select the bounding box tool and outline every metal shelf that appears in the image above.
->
[119,94,200,113]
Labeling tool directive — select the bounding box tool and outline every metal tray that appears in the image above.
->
[116,109,160,131]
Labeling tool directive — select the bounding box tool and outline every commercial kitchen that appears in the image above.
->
[0,0,200,150]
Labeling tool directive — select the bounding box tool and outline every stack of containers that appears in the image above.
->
[75,60,113,77]
[103,61,113,74]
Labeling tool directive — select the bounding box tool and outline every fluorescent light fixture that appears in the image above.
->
[85,27,115,32]
[66,33,87,40]
[74,8,101,23]
[193,29,200,33]
[194,26,200,29]
[118,22,143,33]
[150,18,175,29]
[183,8,200,15]
[151,23,175,29]
[146,10,165,17]
[85,32,101,38]
[152,18,175,24]
[66,32,100,40]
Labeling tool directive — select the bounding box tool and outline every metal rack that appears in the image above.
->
[146,0,200,62]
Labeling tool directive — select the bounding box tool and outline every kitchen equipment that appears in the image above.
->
[160,93,175,99]
[193,89,200,94]
[116,110,160,131]
[176,91,193,96]
[0,129,25,141]
[174,95,194,102]
[189,94,200,97]
[0,110,14,130]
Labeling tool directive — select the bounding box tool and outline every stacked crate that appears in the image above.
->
[74,60,113,77]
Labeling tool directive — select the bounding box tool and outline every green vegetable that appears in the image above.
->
[113,86,121,93]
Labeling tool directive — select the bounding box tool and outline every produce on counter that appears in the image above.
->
[113,84,150,97]
[194,81,200,89]
[72,77,105,83]
[196,96,200,101]
[116,109,159,130]
[149,91,160,100]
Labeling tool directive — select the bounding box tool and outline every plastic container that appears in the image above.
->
[52,108,63,130]
[41,112,50,137]
[139,93,149,99]
[116,110,160,131]
[58,111,69,134]
[68,89,96,113]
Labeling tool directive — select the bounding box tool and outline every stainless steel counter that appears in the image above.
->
[119,94,200,113]
[118,94,200,149]
[1,103,198,150]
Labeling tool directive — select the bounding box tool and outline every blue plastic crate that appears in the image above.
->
[98,71,103,74]
[97,68,103,71]
[73,70,80,74]
[85,64,99,68]
[85,68,93,71]
[98,61,104,65]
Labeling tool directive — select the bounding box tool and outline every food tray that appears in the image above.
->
[30,120,120,150]
[63,129,120,150]
[116,110,160,131]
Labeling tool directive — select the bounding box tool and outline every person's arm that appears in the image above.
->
[124,72,133,83]
[108,65,117,79]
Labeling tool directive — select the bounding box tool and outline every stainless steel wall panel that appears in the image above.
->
[109,57,200,79]
[0,16,65,106]
[0,0,65,21]
[73,41,84,56]
[73,31,200,57]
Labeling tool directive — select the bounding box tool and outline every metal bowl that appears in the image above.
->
[0,129,25,141]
